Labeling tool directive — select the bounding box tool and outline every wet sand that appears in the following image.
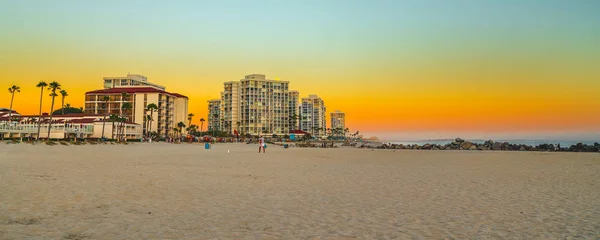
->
[1,143,599,239]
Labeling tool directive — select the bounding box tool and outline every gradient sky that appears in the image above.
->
[1,0,599,140]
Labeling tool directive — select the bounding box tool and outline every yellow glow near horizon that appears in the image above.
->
[1,1,599,139]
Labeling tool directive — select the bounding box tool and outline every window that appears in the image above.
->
[85,95,96,101]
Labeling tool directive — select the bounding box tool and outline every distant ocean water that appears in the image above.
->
[390,140,599,147]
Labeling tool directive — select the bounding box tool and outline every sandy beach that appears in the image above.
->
[1,143,599,239]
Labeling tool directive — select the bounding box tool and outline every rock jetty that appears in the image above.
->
[374,138,600,152]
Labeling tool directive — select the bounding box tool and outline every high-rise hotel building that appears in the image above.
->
[330,110,346,130]
[209,74,297,136]
[85,73,188,138]
[207,99,221,132]
[300,95,327,137]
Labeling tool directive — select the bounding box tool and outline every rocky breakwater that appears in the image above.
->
[378,138,600,152]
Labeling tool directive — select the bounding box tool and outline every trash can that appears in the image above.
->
[284,144,288,149]
[264,144,267,149]
[205,143,210,149]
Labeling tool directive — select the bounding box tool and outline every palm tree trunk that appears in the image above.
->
[101,114,107,140]
[47,96,56,139]
[111,120,115,140]
[36,88,44,140]
[61,96,65,115]
[148,111,154,136]
[8,92,15,122]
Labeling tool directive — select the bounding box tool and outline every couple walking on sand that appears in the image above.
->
[258,135,266,153]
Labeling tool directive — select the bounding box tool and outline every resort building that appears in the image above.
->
[103,73,166,90]
[210,74,297,136]
[330,110,346,130]
[0,110,142,140]
[84,74,188,138]
[207,99,221,132]
[300,94,327,137]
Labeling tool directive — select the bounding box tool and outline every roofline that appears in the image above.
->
[85,87,188,99]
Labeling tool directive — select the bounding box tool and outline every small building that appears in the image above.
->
[0,111,141,140]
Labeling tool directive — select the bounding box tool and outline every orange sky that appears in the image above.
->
[1,1,599,140]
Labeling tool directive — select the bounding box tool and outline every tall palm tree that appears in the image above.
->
[46,81,61,139]
[120,102,132,141]
[145,115,152,136]
[109,114,119,140]
[59,90,68,115]
[100,96,110,140]
[35,81,48,140]
[146,103,158,137]
[187,113,194,129]
[7,85,20,122]
[199,118,205,134]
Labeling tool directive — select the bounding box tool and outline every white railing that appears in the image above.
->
[0,124,94,134]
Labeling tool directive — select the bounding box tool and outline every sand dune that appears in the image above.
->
[1,143,599,239]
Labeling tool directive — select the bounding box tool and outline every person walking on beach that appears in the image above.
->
[258,135,265,153]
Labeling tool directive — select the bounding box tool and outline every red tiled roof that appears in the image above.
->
[9,113,104,118]
[170,93,188,99]
[289,130,309,134]
[85,87,188,99]
[62,118,96,124]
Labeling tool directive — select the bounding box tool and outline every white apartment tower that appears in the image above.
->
[211,74,297,136]
[300,94,327,137]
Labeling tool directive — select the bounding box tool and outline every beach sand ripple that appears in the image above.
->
[1,143,599,239]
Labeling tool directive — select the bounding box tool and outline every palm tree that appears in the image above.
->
[120,102,132,141]
[199,118,206,134]
[7,85,20,122]
[35,81,48,140]
[236,121,241,135]
[290,114,298,130]
[172,128,179,140]
[109,114,119,140]
[59,90,68,115]
[187,113,194,129]
[46,81,61,139]
[145,115,152,136]
[177,122,185,139]
[146,103,158,137]
[100,96,110,140]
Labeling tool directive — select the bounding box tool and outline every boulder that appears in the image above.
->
[492,142,502,150]
[519,146,526,151]
[455,138,465,143]
[469,145,477,150]
[484,140,494,148]
[460,141,473,150]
